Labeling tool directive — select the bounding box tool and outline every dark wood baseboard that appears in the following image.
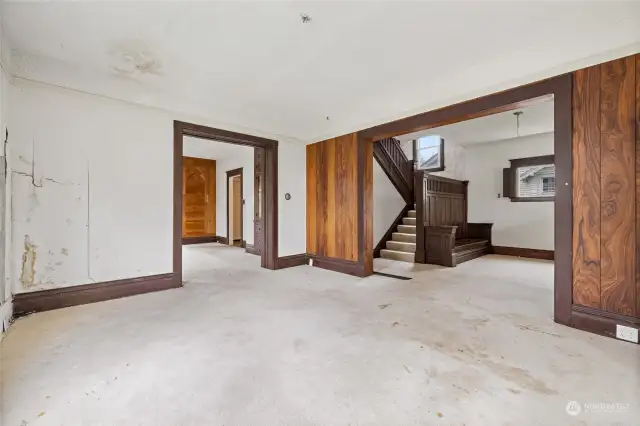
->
[492,246,554,260]
[218,236,229,245]
[567,305,639,344]
[276,254,308,269]
[13,273,178,317]
[373,203,412,258]
[308,255,366,277]
[182,235,218,245]
[245,244,260,256]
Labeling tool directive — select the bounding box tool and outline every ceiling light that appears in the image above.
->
[513,111,523,137]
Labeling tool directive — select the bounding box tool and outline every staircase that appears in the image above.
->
[373,137,417,262]
[373,137,413,204]
[380,208,417,262]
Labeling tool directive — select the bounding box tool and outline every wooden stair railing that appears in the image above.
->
[373,137,413,204]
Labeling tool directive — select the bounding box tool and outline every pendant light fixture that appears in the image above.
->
[513,111,523,137]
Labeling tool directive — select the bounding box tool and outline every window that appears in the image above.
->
[542,176,555,194]
[414,136,444,172]
[503,155,555,202]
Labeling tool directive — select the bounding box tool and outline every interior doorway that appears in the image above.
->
[182,156,216,243]
[226,168,244,247]
[359,74,572,325]
[173,121,279,286]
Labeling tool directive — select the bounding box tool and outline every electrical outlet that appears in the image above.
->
[309,259,313,266]
[616,325,639,343]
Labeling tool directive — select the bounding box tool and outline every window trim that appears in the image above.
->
[503,154,555,202]
[413,137,445,173]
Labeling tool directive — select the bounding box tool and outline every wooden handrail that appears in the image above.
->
[377,138,413,188]
[373,137,414,204]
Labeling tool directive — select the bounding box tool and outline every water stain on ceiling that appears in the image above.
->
[107,38,162,77]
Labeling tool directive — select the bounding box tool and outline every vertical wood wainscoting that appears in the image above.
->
[306,133,372,276]
[572,54,640,340]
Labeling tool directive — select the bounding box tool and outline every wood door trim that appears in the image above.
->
[174,121,279,282]
[226,168,243,246]
[356,73,573,328]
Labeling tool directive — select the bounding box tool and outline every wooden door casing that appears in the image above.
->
[225,168,243,245]
[253,147,264,255]
[182,157,216,238]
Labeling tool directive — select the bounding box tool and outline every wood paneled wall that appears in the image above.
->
[573,54,639,317]
[422,175,467,231]
[307,134,359,261]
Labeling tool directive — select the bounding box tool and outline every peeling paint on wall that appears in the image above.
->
[20,235,37,289]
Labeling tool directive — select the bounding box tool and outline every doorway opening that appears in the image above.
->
[226,168,244,247]
[173,121,279,287]
[360,74,572,325]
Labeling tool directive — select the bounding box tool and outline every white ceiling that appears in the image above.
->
[395,98,554,147]
[2,1,639,143]
[183,136,253,161]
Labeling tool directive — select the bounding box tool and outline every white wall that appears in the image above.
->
[465,132,554,250]
[215,150,254,244]
[0,22,13,329]
[400,139,413,160]
[373,160,405,246]
[432,139,466,181]
[397,137,466,181]
[277,141,306,256]
[10,81,173,293]
[9,79,307,293]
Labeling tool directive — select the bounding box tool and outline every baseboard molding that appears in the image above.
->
[245,244,260,256]
[276,253,308,269]
[308,255,366,277]
[492,246,554,260]
[13,273,179,317]
[182,235,219,245]
[373,203,412,258]
[568,305,639,344]
[218,236,229,245]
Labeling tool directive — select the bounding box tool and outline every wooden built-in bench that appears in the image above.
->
[415,174,493,267]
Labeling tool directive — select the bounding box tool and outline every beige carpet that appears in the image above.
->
[2,247,638,425]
